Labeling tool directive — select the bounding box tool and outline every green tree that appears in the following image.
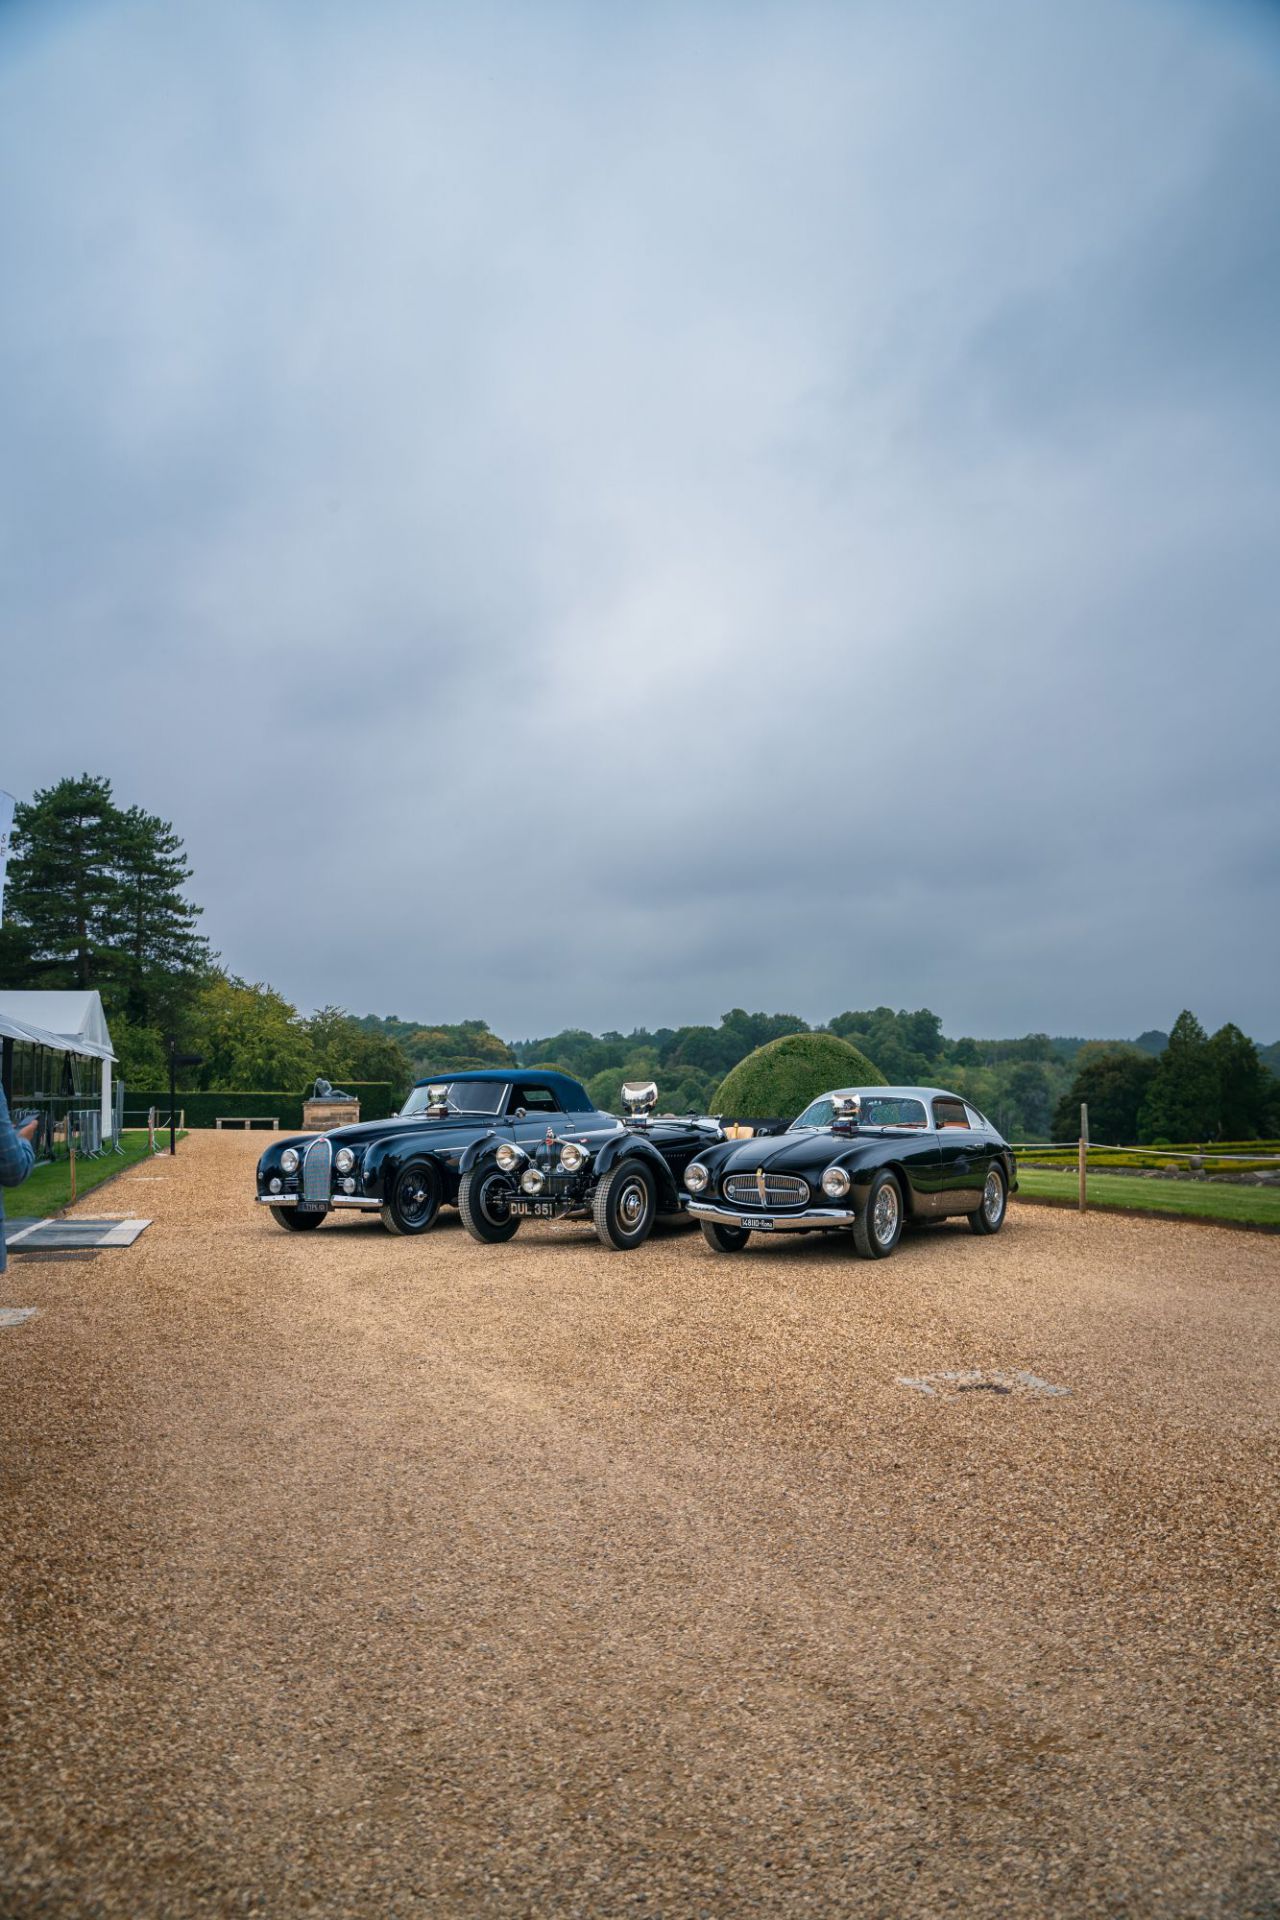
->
[108,804,213,1028]
[303,1006,412,1101]
[1004,1061,1054,1138]
[1052,1047,1158,1143]
[827,1007,943,1082]
[1138,1012,1220,1142]
[1208,1024,1273,1139]
[5,775,121,989]
[189,975,315,1091]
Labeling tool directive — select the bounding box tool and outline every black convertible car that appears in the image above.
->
[457,1080,723,1251]
[257,1069,606,1236]
[255,1070,721,1250]
[683,1086,1017,1258]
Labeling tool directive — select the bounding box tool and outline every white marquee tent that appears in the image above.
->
[0,989,117,1132]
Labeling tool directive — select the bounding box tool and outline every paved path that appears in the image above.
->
[2,1133,1277,1917]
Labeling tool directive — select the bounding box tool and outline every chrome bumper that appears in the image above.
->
[686,1200,857,1232]
[257,1194,382,1210]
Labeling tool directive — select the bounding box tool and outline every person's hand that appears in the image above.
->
[18,1118,39,1142]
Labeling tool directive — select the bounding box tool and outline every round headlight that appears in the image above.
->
[559,1141,589,1173]
[520,1167,545,1195]
[269,1176,282,1194]
[685,1163,709,1193]
[822,1166,851,1199]
[342,1176,357,1194]
[495,1142,524,1173]
[280,1148,300,1173]
[334,1147,355,1175]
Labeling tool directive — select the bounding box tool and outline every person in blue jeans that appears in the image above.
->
[0,1085,38,1274]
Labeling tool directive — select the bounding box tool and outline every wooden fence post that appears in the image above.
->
[1078,1102,1089,1213]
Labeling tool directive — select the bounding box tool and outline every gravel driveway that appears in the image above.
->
[2,1132,1277,1918]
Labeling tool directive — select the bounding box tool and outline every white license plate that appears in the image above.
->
[512,1199,559,1218]
[752,1217,776,1231]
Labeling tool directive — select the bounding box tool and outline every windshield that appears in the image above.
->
[399,1080,509,1117]
[790,1093,929,1131]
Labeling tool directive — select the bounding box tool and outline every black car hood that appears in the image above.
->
[276,1112,513,1152]
[714,1129,882,1172]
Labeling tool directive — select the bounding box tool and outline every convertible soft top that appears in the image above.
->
[411,1067,594,1112]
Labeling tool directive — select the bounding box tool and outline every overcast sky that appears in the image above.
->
[2,0,1277,1041]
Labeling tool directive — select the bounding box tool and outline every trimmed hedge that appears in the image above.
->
[125,1083,397,1130]
[711,1033,885,1121]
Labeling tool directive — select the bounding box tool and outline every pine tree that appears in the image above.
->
[4,776,212,1038]
[1137,1012,1220,1142]
[1208,1024,1271,1139]
[109,804,213,1029]
[5,775,122,989]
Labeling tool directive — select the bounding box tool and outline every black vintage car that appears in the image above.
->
[683,1086,1018,1259]
[255,1069,617,1236]
[457,1080,724,1251]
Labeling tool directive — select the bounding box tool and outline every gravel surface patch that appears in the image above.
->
[2,1133,1278,1918]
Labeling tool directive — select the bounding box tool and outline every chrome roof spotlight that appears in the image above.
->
[621,1080,658,1120]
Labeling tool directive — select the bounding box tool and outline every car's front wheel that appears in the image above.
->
[380,1161,441,1236]
[458,1165,521,1244]
[592,1160,657,1251]
[968,1166,1008,1235]
[852,1170,904,1259]
[700,1220,751,1253]
[270,1206,325,1232]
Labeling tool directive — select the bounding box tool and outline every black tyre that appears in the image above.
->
[271,1206,325,1232]
[380,1160,441,1236]
[700,1220,751,1254]
[968,1165,1007,1235]
[852,1170,904,1259]
[458,1165,522,1244]
[591,1159,657,1251]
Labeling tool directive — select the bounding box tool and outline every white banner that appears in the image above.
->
[0,790,14,928]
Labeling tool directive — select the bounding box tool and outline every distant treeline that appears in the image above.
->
[354,1008,1280,1142]
[5,775,1275,1141]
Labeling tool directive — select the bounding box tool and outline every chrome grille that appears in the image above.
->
[723,1171,809,1209]
[302,1137,333,1202]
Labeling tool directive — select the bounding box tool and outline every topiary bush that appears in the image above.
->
[711,1033,885,1121]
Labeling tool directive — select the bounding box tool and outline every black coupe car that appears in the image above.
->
[682,1086,1017,1258]
[457,1081,723,1251]
[256,1069,614,1236]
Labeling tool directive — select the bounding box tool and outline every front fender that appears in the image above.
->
[848,1154,921,1217]
[363,1140,453,1202]
[594,1133,681,1212]
[458,1130,510,1177]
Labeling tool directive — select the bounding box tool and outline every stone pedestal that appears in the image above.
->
[303,1098,360,1132]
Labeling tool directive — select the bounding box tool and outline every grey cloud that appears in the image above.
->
[1,0,1277,1041]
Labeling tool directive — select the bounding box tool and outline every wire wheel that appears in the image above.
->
[872,1179,900,1247]
[969,1167,1007,1236]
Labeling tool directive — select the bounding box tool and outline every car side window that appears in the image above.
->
[512,1084,562,1114]
[964,1104,987,1131]
[932,1097,970,1130]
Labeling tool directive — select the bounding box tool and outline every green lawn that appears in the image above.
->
[14,1129,181,1220]
[1014,1164,1280,1228]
